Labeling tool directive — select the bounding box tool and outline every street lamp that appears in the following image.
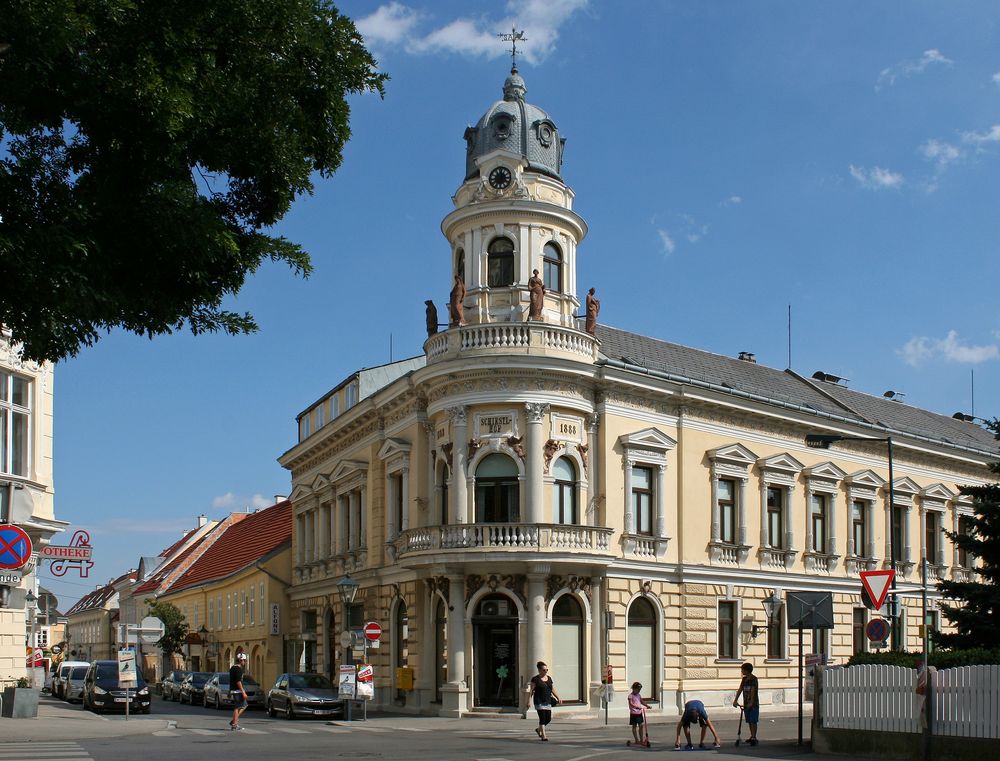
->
[805,433,898,650]
[751,590,783,639]
[25,589,37,687]
[336,574,360,722]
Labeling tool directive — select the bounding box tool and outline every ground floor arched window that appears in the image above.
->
[627,596,657,700]
[551,594,584,702]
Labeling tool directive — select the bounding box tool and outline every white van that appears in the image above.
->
[53,661,90,701]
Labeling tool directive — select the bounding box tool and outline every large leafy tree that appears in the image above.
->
[0,1,386,363]
[145,599,189,657]
[935,419,1000,650]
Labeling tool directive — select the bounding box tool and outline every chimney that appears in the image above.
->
[197,514,208,528]
[737,351,756,363]
[274,495,288,504]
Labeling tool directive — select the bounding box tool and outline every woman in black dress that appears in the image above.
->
[526,661,560,740]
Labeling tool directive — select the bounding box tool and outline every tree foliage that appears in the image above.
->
[935,419,1000,650]
[847,648,1000,668]
[145,599,189,656]
[0,0,386,362]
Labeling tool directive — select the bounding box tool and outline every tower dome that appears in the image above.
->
[463,66,564,182]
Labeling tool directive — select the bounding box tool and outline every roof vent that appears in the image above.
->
[812,371,849,385]
[197,514,208,528]
[952,412,976,422]
[883,390,905,402]
[738,351,756,363]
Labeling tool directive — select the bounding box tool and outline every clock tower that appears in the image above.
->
[436,65,589,335]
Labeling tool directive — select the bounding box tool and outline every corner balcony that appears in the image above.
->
[392,522,615,566]
[424,322,599,365]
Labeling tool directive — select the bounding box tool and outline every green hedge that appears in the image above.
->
[846,649,1000,668]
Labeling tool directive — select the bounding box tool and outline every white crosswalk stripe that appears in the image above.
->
[0,742,91,760]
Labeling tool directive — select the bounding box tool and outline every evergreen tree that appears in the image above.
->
[935,419,1000,650]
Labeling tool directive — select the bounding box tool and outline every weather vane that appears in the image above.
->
[498,26,527,70]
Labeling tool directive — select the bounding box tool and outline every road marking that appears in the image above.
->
[187,728,222,735]
[0,743,91,761]
[565,752,618,761]
[316,725,351,733]
[327,724,388,732]
[268,726,312,734]
[396,726,431,732]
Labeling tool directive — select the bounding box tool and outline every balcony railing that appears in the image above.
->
[424,322,599,364]
[393,522,614,559]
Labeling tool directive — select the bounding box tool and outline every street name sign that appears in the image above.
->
[0,570,23,584]
[860,570,895,611]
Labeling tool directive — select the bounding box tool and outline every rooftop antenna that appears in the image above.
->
[498,26,527,70]
[971,368,975,418]
[787,304,792,370]
[389,333,393,363]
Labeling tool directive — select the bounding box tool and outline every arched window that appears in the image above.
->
[475,454,519,523]
[437,461,449,525]
[455,248,465,281]
[543,242,562,292]
[627,597,657,700]
[552,458,577,524]
[487,238,515,287]
[551,594,584,702]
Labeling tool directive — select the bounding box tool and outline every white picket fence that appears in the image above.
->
[932,665,1000,738]
[820,664,1000,739]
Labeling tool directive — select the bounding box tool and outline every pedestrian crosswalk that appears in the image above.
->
[153,723,432,738]
[0,742,92,761]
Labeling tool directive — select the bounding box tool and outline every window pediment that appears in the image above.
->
[920,482,954,511]
[758,453,804,478]
[888,476,920,505]
[289,484,313,503]
[708,443,758,468]
[619,428,677,453]
[803,461,847,483]
[329,459,369,488]
[845,469,886,490]
[378,438,412,473]
[309,474,329,493]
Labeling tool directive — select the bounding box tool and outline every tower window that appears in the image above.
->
[455,248,465,281]
[487,238,515,287]
[542,242,562,293]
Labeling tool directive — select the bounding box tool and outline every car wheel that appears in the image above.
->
[267,700,276,718]
[284,701,295,720]
[142,706,152,715]
[180,693,187,704]
[215,694,222,710]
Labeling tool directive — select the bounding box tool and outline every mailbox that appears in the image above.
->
[395,666,414,691]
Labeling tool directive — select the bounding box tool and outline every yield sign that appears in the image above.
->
[860,570,895,611]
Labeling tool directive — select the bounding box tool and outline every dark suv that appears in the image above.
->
[81,660,152,714]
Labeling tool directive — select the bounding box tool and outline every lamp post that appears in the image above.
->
[805,433,898,651]
[25,589,37,687]
[751,590,784,639]
[198,626,210,671]
[336,574,360,722]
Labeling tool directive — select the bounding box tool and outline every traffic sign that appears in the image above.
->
[860,570,895,611]
[139,616,165,645]
[0,525,32,570]
[340,630,354,649]
[118,649,137,686]
[363,621,382,641]
[866,617,891,644]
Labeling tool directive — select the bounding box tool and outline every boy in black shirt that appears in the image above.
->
[229,652,249,731]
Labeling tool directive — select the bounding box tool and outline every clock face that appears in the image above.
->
[488,166,512,190]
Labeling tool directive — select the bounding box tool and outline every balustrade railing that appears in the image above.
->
[394,523,614,557]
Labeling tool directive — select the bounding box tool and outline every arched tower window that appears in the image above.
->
[455,248,465,281]
[475,453,519,523]
[487,238,515,287]
[543,242,562,293]
[552,457,577,524]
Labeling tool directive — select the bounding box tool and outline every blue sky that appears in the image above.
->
[45,0,1000,608]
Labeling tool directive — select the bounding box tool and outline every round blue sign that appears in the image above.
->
[0,525,33,570]
[866,617,890,643]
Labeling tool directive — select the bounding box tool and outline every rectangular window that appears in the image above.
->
[852,500,867,556]
[226,594,231,628]
[0,372,31,477]
[766,606,785,660]
[891,506,906,564]
[345,382,359,409]
[957,515,974,568]
[925,512,939,562]
[852,608,867,654]
[217,596,223,628]
[392,472,404,536]
[812,627,830,656]
[895,607,907,651]
[260,582,265,622]
[810,494,827,553]
[0,482,10,522]
[718,479,736,544]
[249,586,255,625]
[299,415,310,441]
[718,601,737,660]
[767,487,783,548]
[632,466,653,535]
[208,599,214,630]
[331,394,340,419]
[241,591,247,626]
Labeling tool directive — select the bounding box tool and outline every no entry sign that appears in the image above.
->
[363,621,382,641]
[0,525,32,570]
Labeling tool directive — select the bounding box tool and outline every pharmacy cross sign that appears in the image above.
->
[498,27,527,69]
[0,525,32,570]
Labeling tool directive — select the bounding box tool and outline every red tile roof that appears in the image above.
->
[66,570,137,615]
[165,501,291,593]
[133,518,241,595]
[159,529,196,558]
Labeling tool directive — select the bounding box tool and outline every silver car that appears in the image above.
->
[203,672,262,710]
[64,664,90,703]
[266,673,343,719]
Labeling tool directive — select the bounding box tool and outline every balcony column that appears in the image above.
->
[804,484,814,555]
[827,491,838,557]
[425,422,437,527]
[440,570,469,717]
[624,458,635,534]
[784,485,796,568]
[710,469,721,544]
[738,477,748,547]
[759,480,769,547]
[655,463,667,539]
[589,576,603,707]
[586,414,599,527]
[450,407,469,524]
[359,485,367,547]
[348,491,358,551]
[400,466,410,532]
[902,506,912,566]
[336,495,347,555]
[525,568,548,709]
[866,500,877,561]
[525,403,549,524]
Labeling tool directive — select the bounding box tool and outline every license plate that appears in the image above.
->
[314,709,334,715]
[114,697,127,703]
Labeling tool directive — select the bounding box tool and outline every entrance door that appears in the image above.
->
[472,594,518,707]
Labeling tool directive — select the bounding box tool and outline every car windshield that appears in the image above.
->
[191,673,212,685]
[71,666,88,679]
[289,674,334,690]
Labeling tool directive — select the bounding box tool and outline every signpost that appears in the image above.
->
[119,649,136,720]
[787,591,834,747]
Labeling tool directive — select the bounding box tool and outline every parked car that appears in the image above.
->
[64,664,91,703]
[81,660,151,714]
[161,670,189,701]
[178,672,214,705]
[266,673,343,719]
[203,672,263,709]
[52,660,90,700]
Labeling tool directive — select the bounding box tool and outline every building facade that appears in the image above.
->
[0,333,67,682]
[65,571,137,663]
[279,67,995,717]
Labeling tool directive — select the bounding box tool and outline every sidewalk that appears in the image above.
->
[0,695,173,742]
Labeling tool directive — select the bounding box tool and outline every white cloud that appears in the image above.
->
[356,2,421,47]
[898,330,1000,366]
[962,124,1000,147]
[719,195,742,207]
[212,492,271,511]
[355,0,589,63]
[657,229,676,255]
[75,517,198,537]
[919,139,961,168]
[993,72,1000,87]
[849,164,904,190]
[876,48,953,90]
